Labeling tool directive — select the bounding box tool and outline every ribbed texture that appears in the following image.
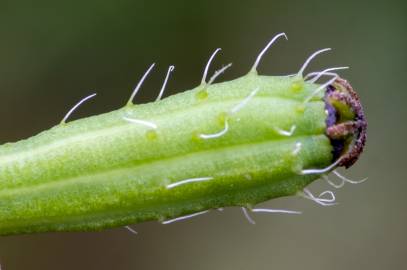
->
[0,74,332,235]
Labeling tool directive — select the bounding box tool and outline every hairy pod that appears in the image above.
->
[0,42,366,236]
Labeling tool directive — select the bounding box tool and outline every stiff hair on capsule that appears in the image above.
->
[305,66,349,83]
[250,32,287,73]
[61,93,97,124]
[127,63,155,105]
[123,116,158,129]
[297,48,331,77]
[300,156,342,175]
[299,188,337,206]
[162,210,209,225]
[156,65,175,101]
[230,87,260,114]
[274,125,296,137]
[241,206,302,225]
[124,225,138,234]
[241,207,256,224]
[251,208,302,215]
[166,177,214,189]
[199,120,229,139]
[208,63,232,85]
[201,48,222,85]
[325,170,367,189]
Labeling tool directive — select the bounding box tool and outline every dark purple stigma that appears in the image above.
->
[324,78,367,168]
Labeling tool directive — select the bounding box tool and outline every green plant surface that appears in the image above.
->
[0,73,333,235]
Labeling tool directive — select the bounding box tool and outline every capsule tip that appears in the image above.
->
[325,77,367,168]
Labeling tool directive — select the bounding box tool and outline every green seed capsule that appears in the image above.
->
[0,34,366,235]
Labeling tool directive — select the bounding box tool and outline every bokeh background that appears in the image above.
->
[0,0,405,269]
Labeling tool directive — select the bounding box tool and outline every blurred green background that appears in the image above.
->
[0,0,406,269]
